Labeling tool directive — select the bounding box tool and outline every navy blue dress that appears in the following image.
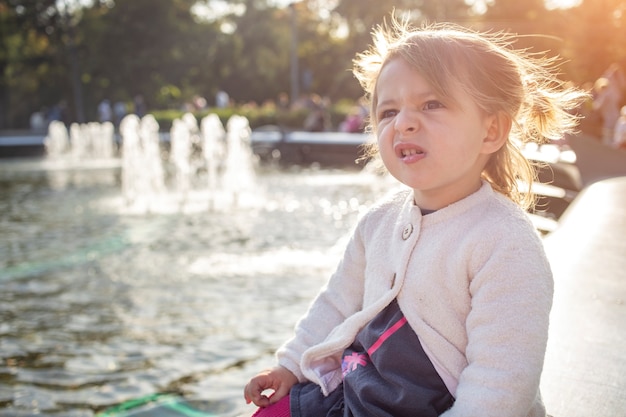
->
[290,299,455,417]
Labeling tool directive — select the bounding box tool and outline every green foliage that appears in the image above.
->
[1,0,626,129]
[150,104,351,132]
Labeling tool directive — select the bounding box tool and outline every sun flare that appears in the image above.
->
[544,0,583,10]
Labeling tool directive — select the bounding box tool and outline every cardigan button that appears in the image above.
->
[402,223,413,240]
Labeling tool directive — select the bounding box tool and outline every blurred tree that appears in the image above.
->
[323,0,481,102]
[1,0,625,129]
[481,0,626,86]
[78,0,215,118]
[209,0,293,105]
[0,0,71,128]
[331,0,477,43]
[285,1,356,102]
[558,0,626,84]
[480,0,567,77]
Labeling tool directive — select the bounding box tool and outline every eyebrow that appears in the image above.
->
[376,90,439,108]
[379,89,440,104]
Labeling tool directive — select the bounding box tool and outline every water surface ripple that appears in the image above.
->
[0,160,392,416]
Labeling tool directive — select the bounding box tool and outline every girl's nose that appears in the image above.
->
[394,110,418,134]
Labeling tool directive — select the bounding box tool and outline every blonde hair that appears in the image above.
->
[353,18,587,210]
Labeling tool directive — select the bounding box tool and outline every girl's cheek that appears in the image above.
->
[377,123,394,142]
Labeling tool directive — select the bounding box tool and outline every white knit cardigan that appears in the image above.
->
[276,181,553,417]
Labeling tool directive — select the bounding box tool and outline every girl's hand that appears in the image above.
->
[244,366,298,407]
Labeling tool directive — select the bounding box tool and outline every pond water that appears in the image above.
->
[0,158,394,416]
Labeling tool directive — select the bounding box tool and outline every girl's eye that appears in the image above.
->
[423,100,445,110]
[378,109,398,119]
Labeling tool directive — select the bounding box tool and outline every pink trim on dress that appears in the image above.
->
[367,317,408,356]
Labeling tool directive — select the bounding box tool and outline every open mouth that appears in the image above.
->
[395,143,426,159]
[400,148,424,157]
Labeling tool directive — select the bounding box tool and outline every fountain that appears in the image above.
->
[119,114,166,209]
[0,129,387,416]
[201,113,226,193]
[39,111,259,215]
[140,114,167,196]
[43,120,71,158]
[39,119,121,182]
[118,112,258,214]
[44,120,117,162]
[70,121,116,160]
[169,117,194,204]
[222,115,256,207]
[0,108,399,417]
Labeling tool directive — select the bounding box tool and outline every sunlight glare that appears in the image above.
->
[544,0,582,10]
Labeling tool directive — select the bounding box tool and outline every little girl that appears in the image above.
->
[244,19,585,417]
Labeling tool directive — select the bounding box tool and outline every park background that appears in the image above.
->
[2,1,626,416]
[1,0,625,132]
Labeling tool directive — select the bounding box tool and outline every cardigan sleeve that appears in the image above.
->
[275,213,369,382]
[441,215,553,417]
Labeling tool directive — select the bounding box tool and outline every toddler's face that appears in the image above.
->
[374,58,498,210]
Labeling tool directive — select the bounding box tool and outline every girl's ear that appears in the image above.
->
[481,112,511,155]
